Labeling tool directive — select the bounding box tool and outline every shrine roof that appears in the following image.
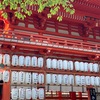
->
[84,0,100,6]
[74,0,100,16]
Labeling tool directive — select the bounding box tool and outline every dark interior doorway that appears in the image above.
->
[0,81,3,100]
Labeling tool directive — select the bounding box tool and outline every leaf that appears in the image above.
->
[0,2,5,10]
[69,4,73,8]
[70,9,75,14]
[70,0,74,2]
[57,16,62,22]
[1,12,8,19]
[38,3,44,13]
[0,0,75,21]
[47,14,52,18]
[27,11,32,16]
[66,8,70,12]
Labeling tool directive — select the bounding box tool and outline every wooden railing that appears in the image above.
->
[0,29,100,55]
[46,91,88,100]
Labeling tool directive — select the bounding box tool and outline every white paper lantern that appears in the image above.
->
[57,74,62,84]
[63,75,69,85]
[0,54,2,64]
[84,62,88,72]
[12,55,18,66]
[32,73,38,84]
[95,77,99,86]
[57,60,63,70]
[52,74,57,84]
[75,61,80,71]
[38,57,43,67]
[25,56,31,67]
[38,73,44,84]
[25,72,31,84]
[75,75,81,86]
[0,72,2,81]
[88,63,93,72]
[18,71,25,84]
[32,88,38,99]
[46,74,51,84]
[3,70,9,82]
[38,88,44,100]
[52,59,57,69]
[69,75,74,85]
[46,58,51,69]
[63,60,68,70]
[90,76,95,86]
[11,88,19,100]
[11,71,19,84]
[93,63,99,73]
[3,54,10,66]
[86,76,90,85]
[19,56,25,66]
[81,76,85,85]
[19,88,25,99]
[80,62,84,71]
[32,56,37,67]
[68,61,73,70]
[25,88,32,99]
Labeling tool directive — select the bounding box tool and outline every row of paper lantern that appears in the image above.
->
[0,54,99,72]
[11,87,44,100]
[0,70,9,82]
[46,74,74,85]
[75,61,99,72]
[75,75,100,86]
[46,74,100,86]
[46,59,73,70]
[11,71,44,84]
[46,59,99,72]
[0,54,43,67]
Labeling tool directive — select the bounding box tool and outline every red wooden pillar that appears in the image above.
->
[87,88,91,100]
[87,89,91,100]
[70,92,76,100]
[2,83,10,100]
[2,69,11,100]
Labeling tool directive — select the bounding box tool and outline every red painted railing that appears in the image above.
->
[46,91,88,100]
[0,29,100,55]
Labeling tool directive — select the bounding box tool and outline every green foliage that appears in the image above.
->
[0,0,75,21]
